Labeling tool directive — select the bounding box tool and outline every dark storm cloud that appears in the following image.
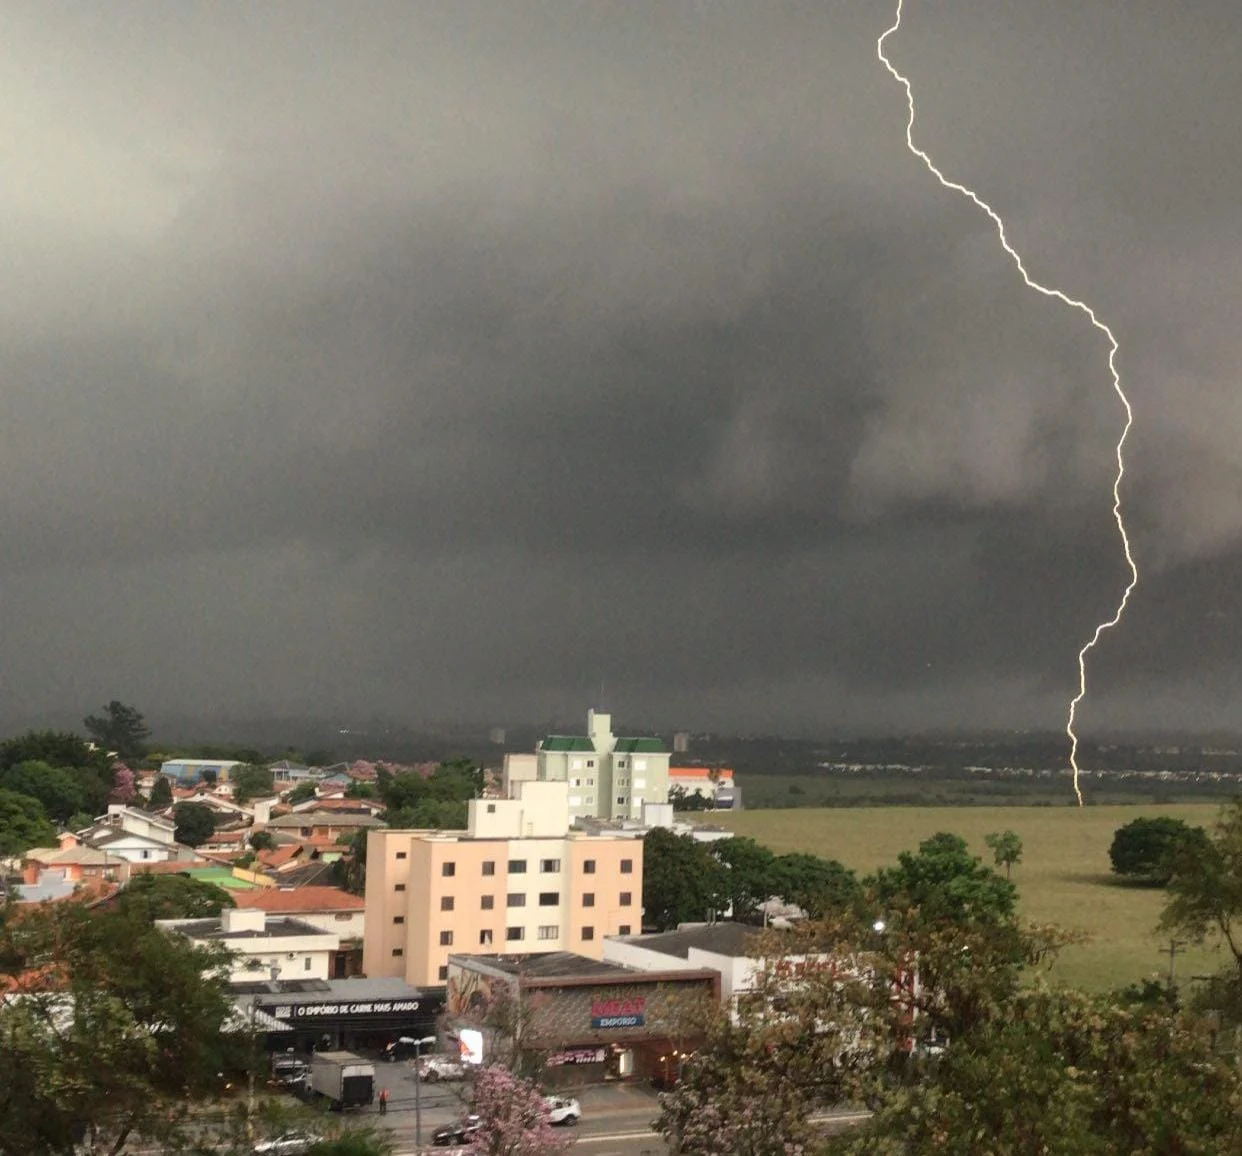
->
[1,0,1240,734]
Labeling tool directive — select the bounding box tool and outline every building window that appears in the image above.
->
[619,924,632,935]
[584,860,596,874]
[539,892,560,906]
[393,916,405,925]
[506,927,525,942]
[482,861,495,876]
[617,759,627,768]
[571,778,582,787]
[582,927,595,941]
[335,913,352,921]
[507,893,526,908]
[540,858,561,873]
[481,895,494,910]
[304,957,312,971]
[395,883,406,892]
[509,859,527,873]
[585,795,594,803]
[480,929,493,946]
[587,759,595,767]
[395,851,407,860]
[442,862,456,877]
[487,803,496,813]
[438,965,449,980]
[538,925,558,940]
[616,795,626,805]
[586,778,594,786]
[441,896,454,911]
[583,893,595,907]
[620,892,632,906]
[440,930,453,946]
[392,948,404,958]
[621,859,633,874]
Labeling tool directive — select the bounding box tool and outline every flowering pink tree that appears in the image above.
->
[111,766,136,803]
[467,1065,570,1156]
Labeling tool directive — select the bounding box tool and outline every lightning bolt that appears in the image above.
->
[877,0,1138,807]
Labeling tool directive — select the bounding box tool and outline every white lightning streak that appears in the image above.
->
[877,0,1138,807]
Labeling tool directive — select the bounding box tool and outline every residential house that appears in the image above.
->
[157,907,341,982]
[265,811,382,842]
[233,886,366,978]
[74,805,203,865]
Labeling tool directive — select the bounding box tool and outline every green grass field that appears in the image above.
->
[706,803,1230,992]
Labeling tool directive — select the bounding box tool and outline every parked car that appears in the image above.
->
[270,1056,309,1087]
[417,1055,467,1082]
[253,1131,322,1155]
[544,1095,581,1125]
[432,1114,481,1146]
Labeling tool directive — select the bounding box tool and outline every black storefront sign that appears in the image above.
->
[274,999,424,1019]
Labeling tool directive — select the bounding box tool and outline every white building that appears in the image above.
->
[160,758,243,784]
[157,907,341,982]
[535,709,670,823]
[603,922,825,1022]
[74,805,202,864]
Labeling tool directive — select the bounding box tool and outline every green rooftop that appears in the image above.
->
[613,737,667,754]
[540,736,596,752]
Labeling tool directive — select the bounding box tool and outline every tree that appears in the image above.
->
[345,780,376,799]
[984,830,1023,880]
[657,933,880,1156]
[1111,816,1206,885]
[0,789,57,856]
[769,852,861,919]
[642,827,728,930]
[148,775,173,809]
[112,872,236,920]
[1161,800,1242,986]
[466,1065,570,1156]
[287,782,318,805]
[0,900,244,1155]
[872,832,1016,930]
[110,766,137,803]
[173,801,216,847]
[250,829,278,851]
[0,731,101,774]
[83,701,151,761]
[831,988,1242,1155]
[710,837,776,921]
[332,829,368,895]
[231,764,275,805]
[0,761,90,824]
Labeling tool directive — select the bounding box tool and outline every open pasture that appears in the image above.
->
[708,803,1229,991]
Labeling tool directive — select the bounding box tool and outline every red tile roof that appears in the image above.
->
[233,885,364,913]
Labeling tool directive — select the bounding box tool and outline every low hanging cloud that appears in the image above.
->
[0,0,1239,734]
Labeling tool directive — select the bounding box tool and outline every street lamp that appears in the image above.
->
[409,1033,438,1152]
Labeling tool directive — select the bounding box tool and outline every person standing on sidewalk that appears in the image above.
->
[378,1087,389,1115]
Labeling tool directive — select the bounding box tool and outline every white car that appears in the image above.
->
[253,1132,322,1155]
[543,1095,581,1126]
[417,1055,467,1082]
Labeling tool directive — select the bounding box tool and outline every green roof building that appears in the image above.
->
[535,710,670,824]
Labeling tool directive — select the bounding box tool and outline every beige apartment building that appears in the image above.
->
[363,781,643,987]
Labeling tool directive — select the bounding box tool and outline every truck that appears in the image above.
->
[306,1051,375,1110]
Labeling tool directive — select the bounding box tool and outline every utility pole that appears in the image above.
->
[411,1033,437,1153]
[1168,939,1186,986]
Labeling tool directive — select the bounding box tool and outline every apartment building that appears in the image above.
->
[534,709,670,823]
[363,781,643,987]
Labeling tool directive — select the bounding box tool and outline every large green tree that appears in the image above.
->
[230,763,275,805]
[0,731,101,774]
[0,761,90,825]
[148,775,173,809]
[769,851,861,919]
[173,801,217,847]
[984,829,1024,880]
[831,988,1242,1155]
[0,901,245,1155]
[1111,816,1206,886]
[83,701,151,761]
[0,789,57,856]
[642,828,727,930]
[112,872,236,921]
[710,836,776,920]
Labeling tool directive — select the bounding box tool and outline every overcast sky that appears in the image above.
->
[2,0,1240,738]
